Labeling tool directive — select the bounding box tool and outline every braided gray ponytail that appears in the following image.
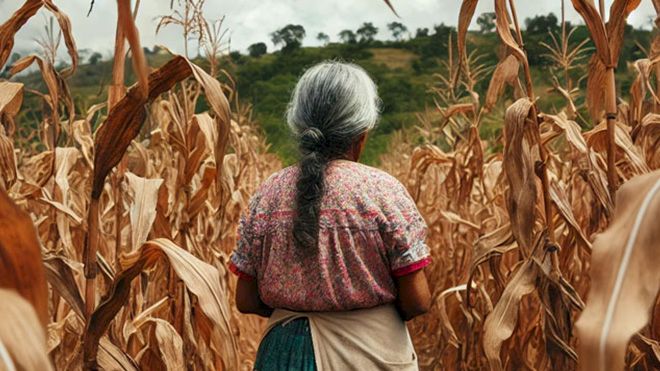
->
[287,61,381,251]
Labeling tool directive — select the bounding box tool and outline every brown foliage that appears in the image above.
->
[0,0,659,370]
[0,187,49,326]
[576,170,660,371]
[380,2,660,369]
[0,289,53,370]
[0,0,77,77]
[1,1,278,369]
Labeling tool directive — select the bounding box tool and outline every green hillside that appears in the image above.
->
[8,15,652,165]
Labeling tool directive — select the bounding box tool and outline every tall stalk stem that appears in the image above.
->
[605,68,618,201]
[561,0,571,91]
[84,198,99,317]
[508,0,524,45]
[508,0,556,248]
[598,0,617,203]
[86,0,141,320]
[113,160,126,265]
[108,16,126,109]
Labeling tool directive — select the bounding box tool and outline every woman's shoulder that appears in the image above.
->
[247,166,298,209]
[249,161,410,210]
[259,165,298,190]
[331,160,406,192]
[258,161,402,190]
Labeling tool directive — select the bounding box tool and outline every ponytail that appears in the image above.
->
[293,128,327,251]
[287,61,381,252]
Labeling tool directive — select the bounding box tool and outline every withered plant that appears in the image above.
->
[0,0,659,370]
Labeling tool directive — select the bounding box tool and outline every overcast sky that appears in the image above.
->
[1,0,656,61]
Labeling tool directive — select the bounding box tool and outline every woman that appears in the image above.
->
[229,61,432,370]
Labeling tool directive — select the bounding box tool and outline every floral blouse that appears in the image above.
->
[229,160,431,312]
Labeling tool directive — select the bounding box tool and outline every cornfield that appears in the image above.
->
[0,0,658,370]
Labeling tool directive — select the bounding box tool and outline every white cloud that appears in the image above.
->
[0,0,656,61]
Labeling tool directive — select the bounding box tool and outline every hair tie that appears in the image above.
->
[300,127,325,149]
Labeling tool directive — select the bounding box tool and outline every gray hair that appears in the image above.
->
[287,61,381,252]
[287,61,380,145]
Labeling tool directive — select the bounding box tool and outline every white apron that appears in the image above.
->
[262,304,419,371]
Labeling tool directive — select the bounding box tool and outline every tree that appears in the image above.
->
[1,52,21,78]
[476,12,496,33]
[78,48,90,61]
[387,22,408,41]
[88,52,103,65]
[338,30,357,44]
[433,24,453,39]
[524,13,559,35]
[415,27,429,38]
[229,51,243,63]
[248,42,267,58]
[523,13,561,66]
[9,52,21,65]
[270,24,306,52]
[317,32,330,45]
[356,22,378,43]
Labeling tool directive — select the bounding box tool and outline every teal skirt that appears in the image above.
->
[254,317,317,371]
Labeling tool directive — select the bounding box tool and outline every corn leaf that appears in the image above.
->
[0,0,42,69]
[503,98,537,253]
[458,0,479,63]
[125,172,164,251]
[83,238,237,369]
[92,55,230,199]
[485,55,520,111]
[0,289,53,371]
[576,170,660,371]
[0,187,49,326]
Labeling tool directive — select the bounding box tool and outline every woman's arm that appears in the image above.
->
[235,278,273,318]
[395,268,431,321]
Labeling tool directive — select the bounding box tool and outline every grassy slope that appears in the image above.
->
[11,27,652,165]
[220,39,454,165]
[231,45,435,165]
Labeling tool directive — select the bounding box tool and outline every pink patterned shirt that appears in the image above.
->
[229,160,430,312]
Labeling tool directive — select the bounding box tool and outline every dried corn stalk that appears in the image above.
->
[576,170,660,371]
[0,0,656,369]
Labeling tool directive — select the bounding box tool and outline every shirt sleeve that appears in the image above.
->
[381,180,431,277]
[229,195,262,281]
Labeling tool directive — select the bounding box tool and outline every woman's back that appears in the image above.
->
[230,159,430,312]
[231,61,431,369]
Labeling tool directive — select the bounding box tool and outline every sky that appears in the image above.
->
[0,0,657,61]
